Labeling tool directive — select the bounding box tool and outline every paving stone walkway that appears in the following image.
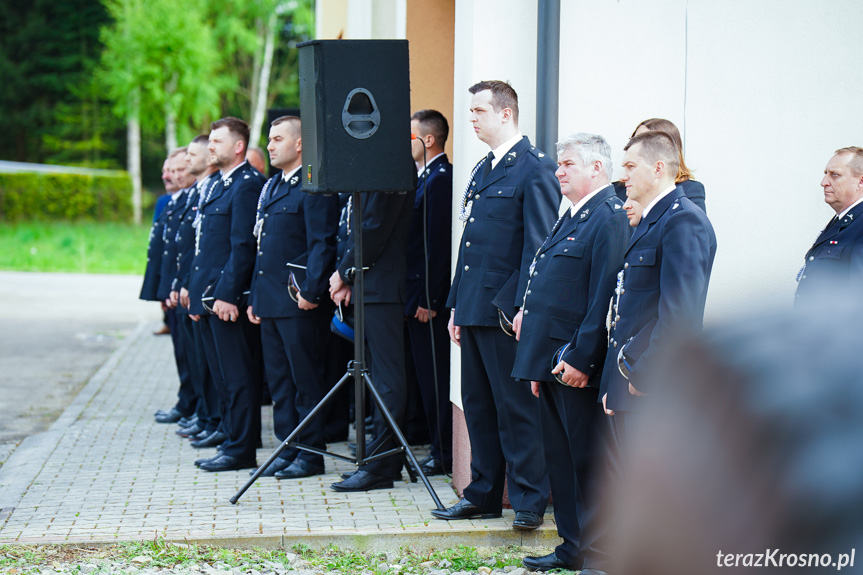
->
[0,322,557,550]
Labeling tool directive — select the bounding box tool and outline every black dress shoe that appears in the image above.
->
[522,552,573,572]
[275,459,325,479]
[190,430,227,449]
[191,429,211,441]
[250,457,294,477]
[178,416,197,428]
[195,456,217,467]
[176,423,205,438]
[155,408,184,424]
[417,454,434,467]
[430,498,501,520]
[331,470,393,492]
[512,510,543,530]
[340,469,358,480]
[419,457,447,476]
[198,454,257,472]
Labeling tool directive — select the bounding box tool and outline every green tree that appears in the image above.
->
[0,1,119,165]
[99,0,219,222]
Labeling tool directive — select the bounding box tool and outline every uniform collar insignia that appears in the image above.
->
[223,176,232,187]
[290,175,299,186]
[580,208,589,219]
[672,202,680,209]
[614,204,622,209]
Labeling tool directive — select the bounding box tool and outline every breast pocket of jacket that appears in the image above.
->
[549,241,587,281]
[813,243,844,261]
[484,186,517,220]
[207,213,231,235]
[626,248,659,290]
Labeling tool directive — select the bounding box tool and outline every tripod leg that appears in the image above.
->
[362,373,445,510]
[230,371,353,504]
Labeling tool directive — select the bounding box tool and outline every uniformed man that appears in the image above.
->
[171,136,222,441]
[795,146,863,303]
[246,116,339,479]
[514,134,629,574]
[405,109,453,476]
[432,80,558,529]
[328,166,416,493]
[154,148,199,432]
[187,117,266,472]
[600,130,716,473]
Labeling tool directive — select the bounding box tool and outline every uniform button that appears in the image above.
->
[611,321,616,327]
[497,190,503,194]
[264,213,269,218]
[639,256,643,262]
[624,262,629,269]
[527,290,531,295]
[465,241,471,247]
[523,309,529,315]
[464,265,470,271]
[474,194,480,199]
[613,341,618,348]
[801,275,806,279]
[615,315,620,321]
[258,271,264,275]
[258,251,263,256]
[532,271,538,277]
[469,217,475,223]
[540,254,545,258]
[620,288,625,294]
[563,248,568,252]
[215,208,219,212]
[809,256,814,261]
[163,251,168,255]
[146,257,150,262]
[262,232,266,237]
[195,266,199,271]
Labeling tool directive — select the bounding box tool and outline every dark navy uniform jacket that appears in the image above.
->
[338,189,415,305]
[446,136,560,325]
[795,201,863,304]
[156,189,189,301]
[248,171,339,318]
[139,204,169,301]
[512,185,631,385]
[405,154,452,316]
[614,179,706,213]
[173,174,219,297]
[187,161,265,315]
[601,187,716,412]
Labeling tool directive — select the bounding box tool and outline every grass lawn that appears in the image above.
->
[0,221,151,274]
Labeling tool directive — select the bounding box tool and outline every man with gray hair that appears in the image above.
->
[513,133,629,574]
[795,146,863,303]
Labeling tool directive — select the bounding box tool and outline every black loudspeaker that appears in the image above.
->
[298,39,414,194]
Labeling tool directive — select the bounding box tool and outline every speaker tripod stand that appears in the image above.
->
[231,190,445,510]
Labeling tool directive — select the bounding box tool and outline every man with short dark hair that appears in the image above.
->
[601,129,716,457]
[187,116,266,471]
[432,80,558,529]
[171,136,222,441]
[515,133,629,574]
[795,146,863,303]
[247,116,339,479]
[406,109,453,476]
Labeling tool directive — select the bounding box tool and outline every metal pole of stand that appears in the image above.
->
[352,191,366,465]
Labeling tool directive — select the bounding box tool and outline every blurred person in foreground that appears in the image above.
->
[795,146,863,304]
[613,302,863,574]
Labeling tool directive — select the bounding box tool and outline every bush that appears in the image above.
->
[0,171,133,222]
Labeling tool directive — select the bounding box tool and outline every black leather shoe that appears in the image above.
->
[419,457,447,476]
[250,457,293,477]
[275,459,325,479]
[331,470,393,492]
[178,416,197,428]
[340,469,358,480]
[198,454,257,472]
[155,408,184,424]
[176,423,205,438]
[522,552,573,572]
[430,498,501,520]
[417,454,434,466]
[190,430,227,449]
[191,429,211,441]
[195,456,217,467]
[512,510,543,530]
